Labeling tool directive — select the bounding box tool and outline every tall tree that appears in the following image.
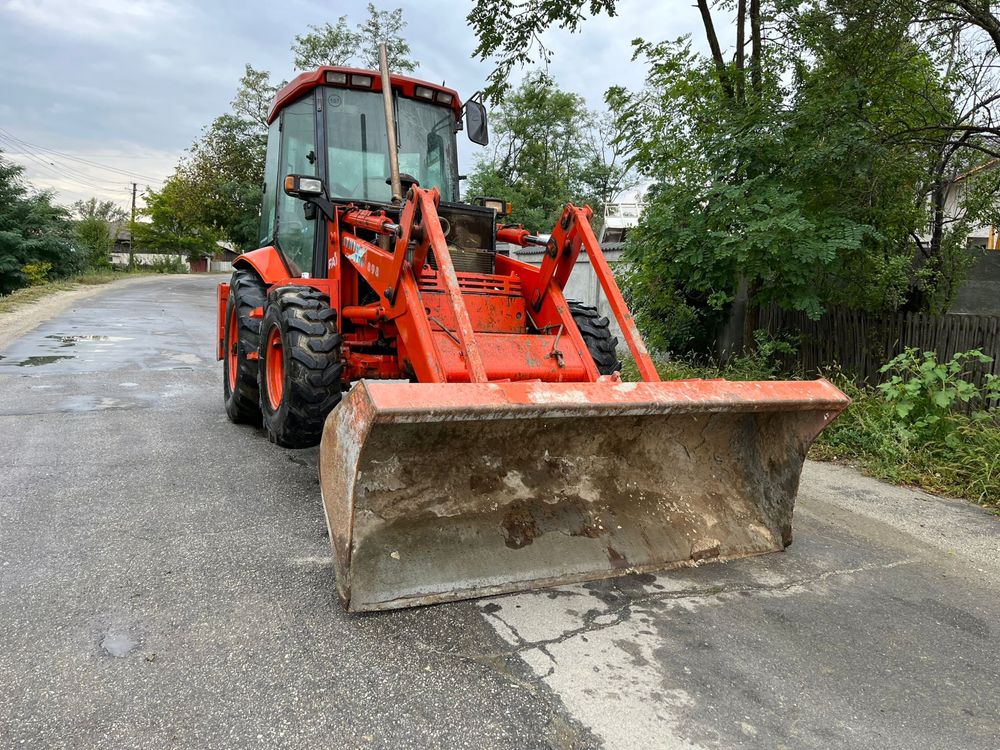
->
[291,5,417,71]
[73,198,126,269]
[292,17,358,70]
[466,72,595,230]
[470,0,1000,354]
[355,4,416,71]
[133,175,219,260]
[0,154,80,294]
[177,66,279,251]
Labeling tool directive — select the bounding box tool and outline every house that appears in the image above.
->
[937,159,1000,315]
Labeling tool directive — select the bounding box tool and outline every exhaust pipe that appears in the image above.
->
[378,42,402,205]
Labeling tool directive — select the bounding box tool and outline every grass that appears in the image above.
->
[811,377,1000,512]
[622,353,1000,511]
[0,269,155,315]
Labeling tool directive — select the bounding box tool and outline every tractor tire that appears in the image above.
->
[568,300,621,376]
[223,267,267,424]
[258,286,344,448]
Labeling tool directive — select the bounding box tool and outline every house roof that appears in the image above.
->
[955,158,1000,183]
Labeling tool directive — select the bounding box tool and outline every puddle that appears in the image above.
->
[15,355,74,367]
[60,396,132,412]
[44,335,133,347]
[101,632,138,658]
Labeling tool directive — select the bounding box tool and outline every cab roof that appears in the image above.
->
[267,66,463,124]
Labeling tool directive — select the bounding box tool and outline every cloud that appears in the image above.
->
[0,0,716,208]
[4,0,185,40]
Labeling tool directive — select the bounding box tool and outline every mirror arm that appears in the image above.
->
[301,195,335,222]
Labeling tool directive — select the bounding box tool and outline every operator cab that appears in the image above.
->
[258,66,493,279]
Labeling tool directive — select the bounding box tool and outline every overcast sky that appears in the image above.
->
[0,0,717,211]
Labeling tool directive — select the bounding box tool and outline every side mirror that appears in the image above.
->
[466,100,489,146]
[283,174,333,220]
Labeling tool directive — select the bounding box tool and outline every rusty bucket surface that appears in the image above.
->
[318,379,849,611]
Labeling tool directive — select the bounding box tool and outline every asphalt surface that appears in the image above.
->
[1,274,998,749]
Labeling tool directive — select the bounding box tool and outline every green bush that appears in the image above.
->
[139,255,188,274]
[621,330,796,382]
[22,262,53,286]
[877,348,999,448]
[815,351,1000,510]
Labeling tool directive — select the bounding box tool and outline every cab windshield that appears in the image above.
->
[323,87,458,202]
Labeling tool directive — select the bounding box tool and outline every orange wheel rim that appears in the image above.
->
[226,306,238,392]
[265,325,284,410]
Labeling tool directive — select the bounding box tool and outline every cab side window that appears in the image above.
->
[276,94,317,275]
[258,118,280,246]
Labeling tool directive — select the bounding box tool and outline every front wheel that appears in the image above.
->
[568,300,622,375]
[258,286,344,448]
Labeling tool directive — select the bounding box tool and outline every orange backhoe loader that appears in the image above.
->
[217,47,849,611]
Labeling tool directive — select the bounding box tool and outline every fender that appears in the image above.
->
[233,246,289,285]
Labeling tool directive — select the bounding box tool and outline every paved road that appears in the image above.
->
[1,275,997,749]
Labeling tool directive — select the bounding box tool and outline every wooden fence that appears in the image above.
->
[753,305,1000,385]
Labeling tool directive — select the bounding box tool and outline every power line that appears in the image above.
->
[0,128,167,183]
[0,145,127,194]
[0,135,128,192]
[0,128,166,183]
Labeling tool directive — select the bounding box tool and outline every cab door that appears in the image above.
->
[274,93,319,277]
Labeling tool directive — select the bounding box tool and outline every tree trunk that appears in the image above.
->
[696,0,735,100]
[750,0,762,94]
[736,0,747,104]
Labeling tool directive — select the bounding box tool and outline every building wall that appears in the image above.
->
[110,252,191,271]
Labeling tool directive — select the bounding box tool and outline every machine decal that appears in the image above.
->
[344,236,367,266]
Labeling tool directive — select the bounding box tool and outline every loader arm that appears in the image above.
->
[500,203,659,382]
[319,191,851,611]
[217,60,851,612]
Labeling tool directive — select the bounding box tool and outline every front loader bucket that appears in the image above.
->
[319,379,849,611]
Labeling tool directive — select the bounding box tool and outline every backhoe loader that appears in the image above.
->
[217,46,849,611]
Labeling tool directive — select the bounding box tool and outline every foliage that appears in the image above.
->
[468,0,617,101]
[876,348,999,446]
[611,5,964,353]
[73,199,125,270]
[466,72,586,229]
[134,176,220,260]
[0,154,83,295]
[291,4,417,71]
[620,330,797,382]
[21,261,52,286]
[814,369,1000,510]
[139,254,188,274]
[466,72,636,231]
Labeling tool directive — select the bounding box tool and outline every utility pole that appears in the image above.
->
[129,182,137,270]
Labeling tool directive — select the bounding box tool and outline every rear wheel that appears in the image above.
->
[223,268,267,424]
[258,286,344,448]
[568,300,621,375]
